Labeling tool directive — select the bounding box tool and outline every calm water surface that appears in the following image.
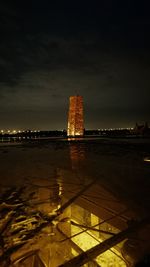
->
[0,138,150,266]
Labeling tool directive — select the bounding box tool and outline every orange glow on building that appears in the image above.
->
[67,95,84,136]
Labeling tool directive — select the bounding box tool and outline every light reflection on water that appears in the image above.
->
[1,168,145,267]
[11,186,127,266]
[69,142,85,171]
[0,141,150,266]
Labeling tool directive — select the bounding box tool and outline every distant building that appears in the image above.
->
[67,95,84,136]
[133,122,149,135]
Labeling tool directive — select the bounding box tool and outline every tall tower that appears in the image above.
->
[67,95,84,136]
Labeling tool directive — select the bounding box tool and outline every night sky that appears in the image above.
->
[0,1,150,130]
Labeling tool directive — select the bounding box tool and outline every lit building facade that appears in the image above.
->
[67,95,84,136]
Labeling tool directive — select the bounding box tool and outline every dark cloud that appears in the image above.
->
[0,1,150,129]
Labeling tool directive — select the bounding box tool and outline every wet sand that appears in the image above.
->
[0,138,150,266]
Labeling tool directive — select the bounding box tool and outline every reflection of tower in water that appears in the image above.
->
[69,143,85,170]
[31,169,63,215]
[69,142,86,184]
[49,169,63,209]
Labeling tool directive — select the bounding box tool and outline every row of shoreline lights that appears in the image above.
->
[1,128,134,134]
[0,130,40,134]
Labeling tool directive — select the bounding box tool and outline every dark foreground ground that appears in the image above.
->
[0,137,150,266]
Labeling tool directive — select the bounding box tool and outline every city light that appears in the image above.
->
[144,157,150,162]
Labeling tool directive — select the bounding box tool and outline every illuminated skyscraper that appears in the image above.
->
[67,95,84,136]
